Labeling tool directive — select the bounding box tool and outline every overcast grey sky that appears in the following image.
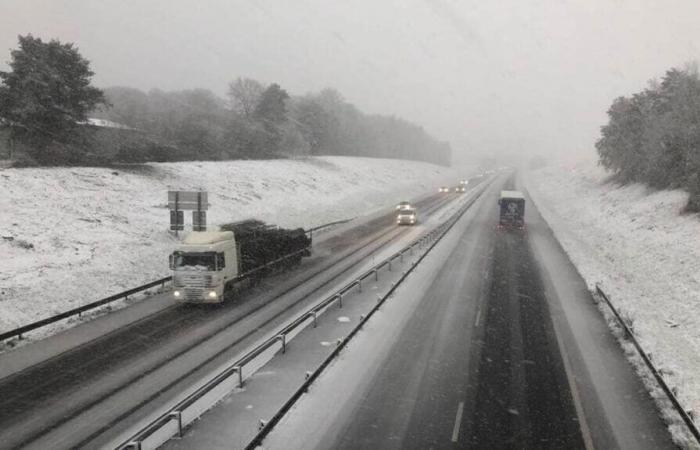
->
[2,0,700,164]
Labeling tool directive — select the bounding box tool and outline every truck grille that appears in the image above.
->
[174,274,215,301]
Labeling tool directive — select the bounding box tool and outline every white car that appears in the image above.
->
[397,208,417,225]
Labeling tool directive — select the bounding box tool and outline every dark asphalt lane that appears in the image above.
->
[329,177,498,450]
[518,176,677,450]
[466,228,584,449]
[264,173,675,450]
[322,177,602,450]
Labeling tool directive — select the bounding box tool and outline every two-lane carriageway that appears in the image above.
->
[261,174,675,450]
[0,181,471,450]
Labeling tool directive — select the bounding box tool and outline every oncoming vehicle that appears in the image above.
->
[455,185,466,193]
[171,231,236,303]
[170,221,311,303]
[397,207,417,225]
[497,190,525,229]
[438,186,450,193]
[459,179,469,186]
[396,201,412,210]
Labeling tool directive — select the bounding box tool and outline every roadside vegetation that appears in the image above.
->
[596,63,700,212]
[0,35,451,167]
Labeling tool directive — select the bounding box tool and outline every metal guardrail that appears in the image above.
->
[595,284,700,445]
[0,276,172,343]
[306,218,354,235]
[246,187,485,450]
[116,183,487,450]
[0,218,357,344]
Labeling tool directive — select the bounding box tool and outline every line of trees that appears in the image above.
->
[94,80,451,166]
[596,64,700,212]
[0,34,451,167]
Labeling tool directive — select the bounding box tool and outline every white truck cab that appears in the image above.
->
[170,231,238,303]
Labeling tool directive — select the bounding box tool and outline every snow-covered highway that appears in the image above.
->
[0,170,689,450]
[254,174,675,449]
[0,179,470,449]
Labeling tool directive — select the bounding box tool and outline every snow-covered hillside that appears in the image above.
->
[0,157,461,334]
[525,161,700,441]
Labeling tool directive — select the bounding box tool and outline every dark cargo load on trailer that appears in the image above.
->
[498,190,525,228]
[220,219,312,273]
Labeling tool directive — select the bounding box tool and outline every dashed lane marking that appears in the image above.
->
[451,401,465,442]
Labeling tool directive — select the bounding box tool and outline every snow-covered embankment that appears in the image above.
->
[525,161,700,446]
[0,156,461,334]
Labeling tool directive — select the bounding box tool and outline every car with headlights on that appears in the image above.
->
[439,186,450,193]
[396,207,417,225]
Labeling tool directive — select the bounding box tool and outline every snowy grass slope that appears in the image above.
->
[525,161,700,445]
[0,156,461,334]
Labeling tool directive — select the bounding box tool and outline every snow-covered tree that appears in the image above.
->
[596,64,700,211]
[0,35,106,164]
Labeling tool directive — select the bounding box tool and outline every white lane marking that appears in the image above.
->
[474,308,482,327]
[451,401,465,442]
[551,318,595,450]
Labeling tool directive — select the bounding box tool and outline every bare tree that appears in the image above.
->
[227,77,265,118]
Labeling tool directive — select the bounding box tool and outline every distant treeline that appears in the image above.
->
[596,65,700,212]
[0,35,450,167]
[93,81,451,166]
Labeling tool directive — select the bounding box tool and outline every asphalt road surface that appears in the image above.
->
[311,176,674,450]
[466,227,584,449]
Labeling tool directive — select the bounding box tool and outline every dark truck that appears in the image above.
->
[220,219,311,273]
[498,190,525,228]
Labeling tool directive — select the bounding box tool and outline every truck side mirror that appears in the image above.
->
[169,254,175,270]
[497,199,501,205]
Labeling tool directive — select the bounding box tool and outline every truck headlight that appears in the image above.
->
[173,290,181,298]
[208,291,218,298]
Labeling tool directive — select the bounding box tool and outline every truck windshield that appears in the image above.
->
[173,252,216,271]
[399,210,415,216]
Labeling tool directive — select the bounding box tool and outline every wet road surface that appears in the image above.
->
[317,177,672,450]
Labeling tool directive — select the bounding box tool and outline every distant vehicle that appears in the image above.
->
[455,186,466,193]
[396,201,412,210]
[498,190,525,228]
[439,186,450,193]
[459,179,469,186]
[170,220,311,303]
[397,207,417,225]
